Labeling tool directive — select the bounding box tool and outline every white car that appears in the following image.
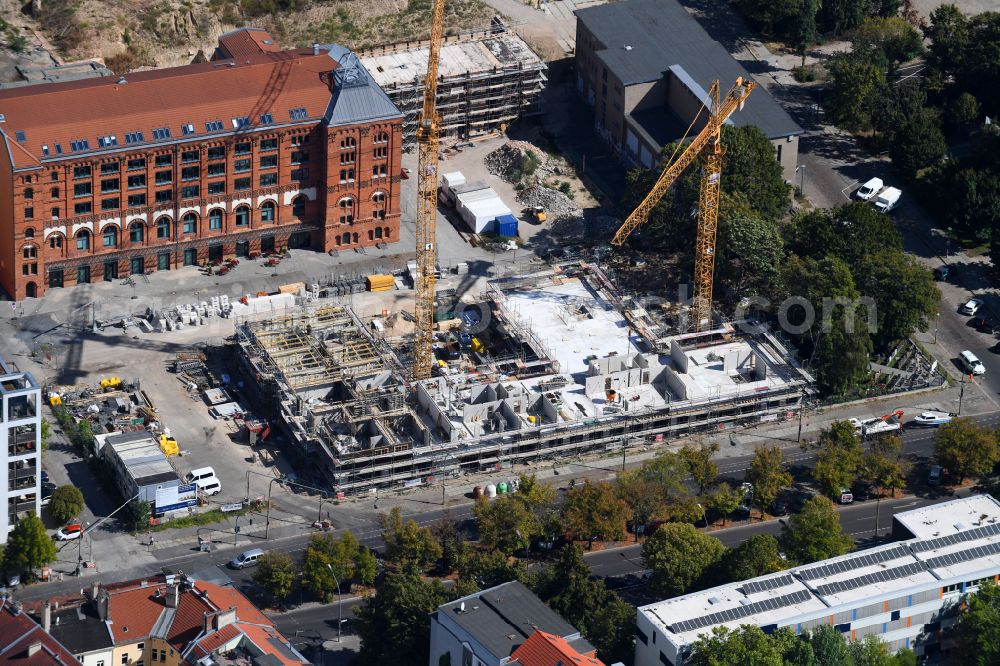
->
[855,177,884,201]
[960,298,984,315]
[55,524,83,541]
[913,411,954,427]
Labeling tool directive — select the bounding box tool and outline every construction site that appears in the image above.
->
[233,262,813,495]
[359,24,548,143]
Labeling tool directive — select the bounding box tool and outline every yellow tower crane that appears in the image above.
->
[611,77,755,331]
[412,0,448,380]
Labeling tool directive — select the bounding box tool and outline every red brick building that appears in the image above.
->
[0,28,403,299]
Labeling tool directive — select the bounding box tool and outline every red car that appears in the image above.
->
[55,524,82,541]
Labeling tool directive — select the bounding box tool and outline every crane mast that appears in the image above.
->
[413,0,447,380]
[610,77,755,331]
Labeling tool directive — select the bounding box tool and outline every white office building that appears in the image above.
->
[0,356,42,544]
[636,494,1000,665]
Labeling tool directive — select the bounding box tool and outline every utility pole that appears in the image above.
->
[797,387,806,443]
[959,375,967,415]
[873,493,881,541]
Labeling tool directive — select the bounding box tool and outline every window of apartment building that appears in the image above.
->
[49,235,61,250]
[101,178,119,193]
[234,159,251,173]
[373,146,388,159]
[372,164,387,178]
[127,158,146,171]
[181,166,199,181]
[101,163,119,175]
[290,169,307,182]
[374,131,389,144]
[207,146,225,161]
[129,223,144,243]
[157,219,171,239]
[74,202,92,215]
[259,173,277,187]
[51,207,60,218]
[76,230,89,250]
[182,150,199,163]
[235,207,249,226]
[50,187,59,198]
[24,187,33,200]
[339,137,355,150]
[127,174,146,189]
[261,201,275,223]
[339,151,355,165]
[234,177,251,191]
[207,163,225,177]
[339,169,355,183]
[291,151,307,164]
[155,171,172,185]
[73,166,91,179]
[181,185,199,199]
[127,194,146,207]
[51,171,58,181]
[74,182,92,197]
[22,262,37,276]
[155,154,172,167]
[23,246,36,259]
[155,190,172,204]
[260,138,278,151]
[101,198,119,211]
[235,142,251,155]
[209,209,223,230]
[24,207,33,220]
[290,134,306,147]
[103,227,117,247]
[182,213,197,234]
[207,181,226,196]
[259,155,278,169]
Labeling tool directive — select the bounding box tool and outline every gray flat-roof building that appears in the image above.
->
[98,431,180,503]
[637,495,1000,665]
[574,0,802,181]
[429,581,595,666]
[0,356,42,544]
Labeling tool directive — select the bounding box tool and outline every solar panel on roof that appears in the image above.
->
[813,561,929,597]
[912,522,1000,553]
[742,575,794,595]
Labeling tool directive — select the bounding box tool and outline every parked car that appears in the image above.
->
[855,177,884,201]
[770,500,788,516]
[40,482,56,507]
[838,488,854,505]
[960,298,984,315]
[851,483,874,502]
[934,265,951,281]
[928,465,943,486]
[55,524,83,541]
[971,316,998,333]
[40,470,49,484]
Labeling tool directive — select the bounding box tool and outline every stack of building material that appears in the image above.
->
[367,274,395,292]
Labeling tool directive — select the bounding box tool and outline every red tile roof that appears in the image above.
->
[510,631,605,666]
[189,624,242,659]
[0,603,79,666]
[0,47,334,169]
[105,582,170,644]
[217,28,282,59]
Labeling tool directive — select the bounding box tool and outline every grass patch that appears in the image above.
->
[151,506,251,531]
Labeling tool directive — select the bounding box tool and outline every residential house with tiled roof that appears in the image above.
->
[75,574,308,666]
[0,28,402,299]
[509,630,607,666]
[38,599,115,666]
[0,599,80,666]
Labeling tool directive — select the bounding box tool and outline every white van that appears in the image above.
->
[184,467,217,484]
[229,548,264,569]
[874,187,902,213]
[197,478,222,496]
[960,350,986,376]
[856,177,883,201]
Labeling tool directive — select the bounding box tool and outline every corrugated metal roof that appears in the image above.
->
[576,0,802,140]
[322,46,402,126]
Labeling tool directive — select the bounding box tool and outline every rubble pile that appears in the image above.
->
[516,185,580,217]
[484,140,548,182]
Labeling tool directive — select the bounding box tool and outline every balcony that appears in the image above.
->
[8,496,36,515]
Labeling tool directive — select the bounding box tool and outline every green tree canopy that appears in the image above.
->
[953,581,1000,666]
[747,445,792,517]
[379,507,442,570]
[688,625,796,666]
[474,496,538,556]
[302,531,360,601]
[354,547,378,586]
[253,551,297,602]
[717,215,785,302]
[861,435,907,497]
[780,496,854,564]
[825,53,887,131]
[851,17,923,71]
[813,421,864,499]
[785,203,902,274]
[356,571,452,666]
[642,522,726,597]
[561,481,629,546]
[704,483,743,526]
[456,548,525,590]
[934,418,1000,483]
[48,485,84,524]
[717,125,791,223]
[716,533,786,583]
[5,512,57,576]
[889,108,947,178]
[680,442,720,494]
[925,4,970,82]
[856,250,940,351]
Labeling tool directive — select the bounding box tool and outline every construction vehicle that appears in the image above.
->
[529,206,546,224]
[849,409,904,439]
[412,0,447,380]
[610,78,755,331]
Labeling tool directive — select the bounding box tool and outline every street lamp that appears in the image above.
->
[78,492,140,576]
[326,564,343,643]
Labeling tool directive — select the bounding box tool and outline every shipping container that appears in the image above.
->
[496,214,518,237]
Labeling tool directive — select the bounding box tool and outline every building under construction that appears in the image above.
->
[235,263,813,495]
[359,25,547,143]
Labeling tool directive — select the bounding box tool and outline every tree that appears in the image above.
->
[642,523,725,597]
[813,421,864,499]
[850,634,899,666]
[952,581,1000,666]
[924,4,969,82]
[955,13,1000,114]
[47,485,84,524]
[861,435,907,496]
[934,418,1000,483]
[825,53,887,131]
[747,446,792,517]
[354,547,378,586]
[717,215,785,301]
[379,507,442,570]
[456,548,525,590]
[127,499,151,531]
[253,551,297,602]
[76,419,96,455]
[856,250,940,351]
[732,0,800,36]
[511,474,555,516]
[680,442,720,494]
[5,512,57,576]
[355,571,452,666]
[40,418,51,453]
[946,92,981,129]
[704,483,743,526]
[889,108,947,178]
[688,625,794,666]
[561,481,629,546]
[718,125,791,223]
[819,0,875,34]
[474,496,538,556]
[779,496,854,564]
[851,17,923,72]
[805,625,854,666]
[785,203,903,274]
[795,0,820,66]
[716,533,786,582]
[872,79,926,144]
[302,531,361,601]
[532,545,635,664]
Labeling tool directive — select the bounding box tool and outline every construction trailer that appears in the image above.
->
[360,27,547,143]
[235,264,814,495]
